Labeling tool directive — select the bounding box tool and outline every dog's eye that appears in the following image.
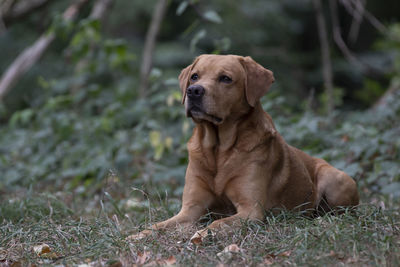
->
[190,73,199,81]
[219,75,232,83]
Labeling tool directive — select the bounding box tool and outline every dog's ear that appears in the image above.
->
[179,56,202,104]
[240,56,274,107]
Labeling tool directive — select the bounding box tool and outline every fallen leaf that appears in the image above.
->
[217,244,243,261]
[127,229,153,241]
[164,255,176,265]
[264,256,274,265]
[223,244,241,253]
[190,229,215,245]
[33,244,51,256]
[279,250,291,257]
[32,244,59,259]
[190,236,202,245]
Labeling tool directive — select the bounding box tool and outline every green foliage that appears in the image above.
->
[274,90,400,198]
[0,0,399,199]
[0,19,187,192]
[355,79,385,106]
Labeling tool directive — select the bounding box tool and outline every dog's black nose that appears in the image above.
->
[186,85,205,100]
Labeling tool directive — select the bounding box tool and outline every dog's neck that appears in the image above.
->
[191,102,277,153]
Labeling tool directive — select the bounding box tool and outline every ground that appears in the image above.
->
[1,184,399,266]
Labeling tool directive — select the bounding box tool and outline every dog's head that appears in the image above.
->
[179,54,274,125]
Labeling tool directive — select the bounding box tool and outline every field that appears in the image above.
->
[1,186,399,266]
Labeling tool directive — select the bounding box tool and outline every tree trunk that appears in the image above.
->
[0,0,89,101]
[139,0,169,98]
[89,0,114,21]
[312,0,334,116]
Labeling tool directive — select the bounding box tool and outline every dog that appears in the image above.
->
[129,54,359,242]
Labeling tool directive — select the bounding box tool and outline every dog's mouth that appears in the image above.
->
[187,106,223,125]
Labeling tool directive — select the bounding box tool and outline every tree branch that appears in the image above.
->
[347,0,365,44]
[329,0,383,76]
[313,0,334,115]
[0,0,15,34]
[339,0,387,34]
[139,0,169,98]
[0,0,90,101]
[89,0,114,21]
[2,0,51,25]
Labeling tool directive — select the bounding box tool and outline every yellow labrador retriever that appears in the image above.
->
[130,54,359,242]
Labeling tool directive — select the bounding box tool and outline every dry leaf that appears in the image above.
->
[33,244,51,256]
[164,255,176,265]
[127,229,153,241]
[264,256,274,265]
[279,250,291,257]
[217,244,242,261]
[190,236,202,245]
[223,244,241,253]
[190,229,215,245]
[32,244,59,259]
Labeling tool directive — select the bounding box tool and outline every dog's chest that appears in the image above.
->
[198,147,248,196]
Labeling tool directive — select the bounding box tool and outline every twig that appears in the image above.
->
[339,0,387,34]
[329,0,382,75]
[139,0,169,98]
[313,0,334,115]
[347,0,365,44]
[0,0,89,101]
[0,0,15,34]
[89,0,114,21]
[329,0,360,66]
[2,0,50,25]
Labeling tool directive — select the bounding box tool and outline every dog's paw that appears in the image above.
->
[190,228,215,245]
[126,229,153,241]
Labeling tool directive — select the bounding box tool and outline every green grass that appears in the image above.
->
[1,191,399,266]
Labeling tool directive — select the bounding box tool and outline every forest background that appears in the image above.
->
[0,0,399,265]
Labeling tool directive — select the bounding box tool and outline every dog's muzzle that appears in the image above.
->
[186,85,205,117]
[186,85,205,102]
[185,85,223,124]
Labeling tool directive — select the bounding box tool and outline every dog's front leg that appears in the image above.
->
[128,173,215,240]
[190,203,264,243]
[190,172,267,243]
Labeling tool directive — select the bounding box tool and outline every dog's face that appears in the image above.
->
[179,55,274,125]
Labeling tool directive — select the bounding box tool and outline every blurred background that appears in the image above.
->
[0,0,399,204]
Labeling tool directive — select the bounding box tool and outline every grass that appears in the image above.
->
[1,188,399,266]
